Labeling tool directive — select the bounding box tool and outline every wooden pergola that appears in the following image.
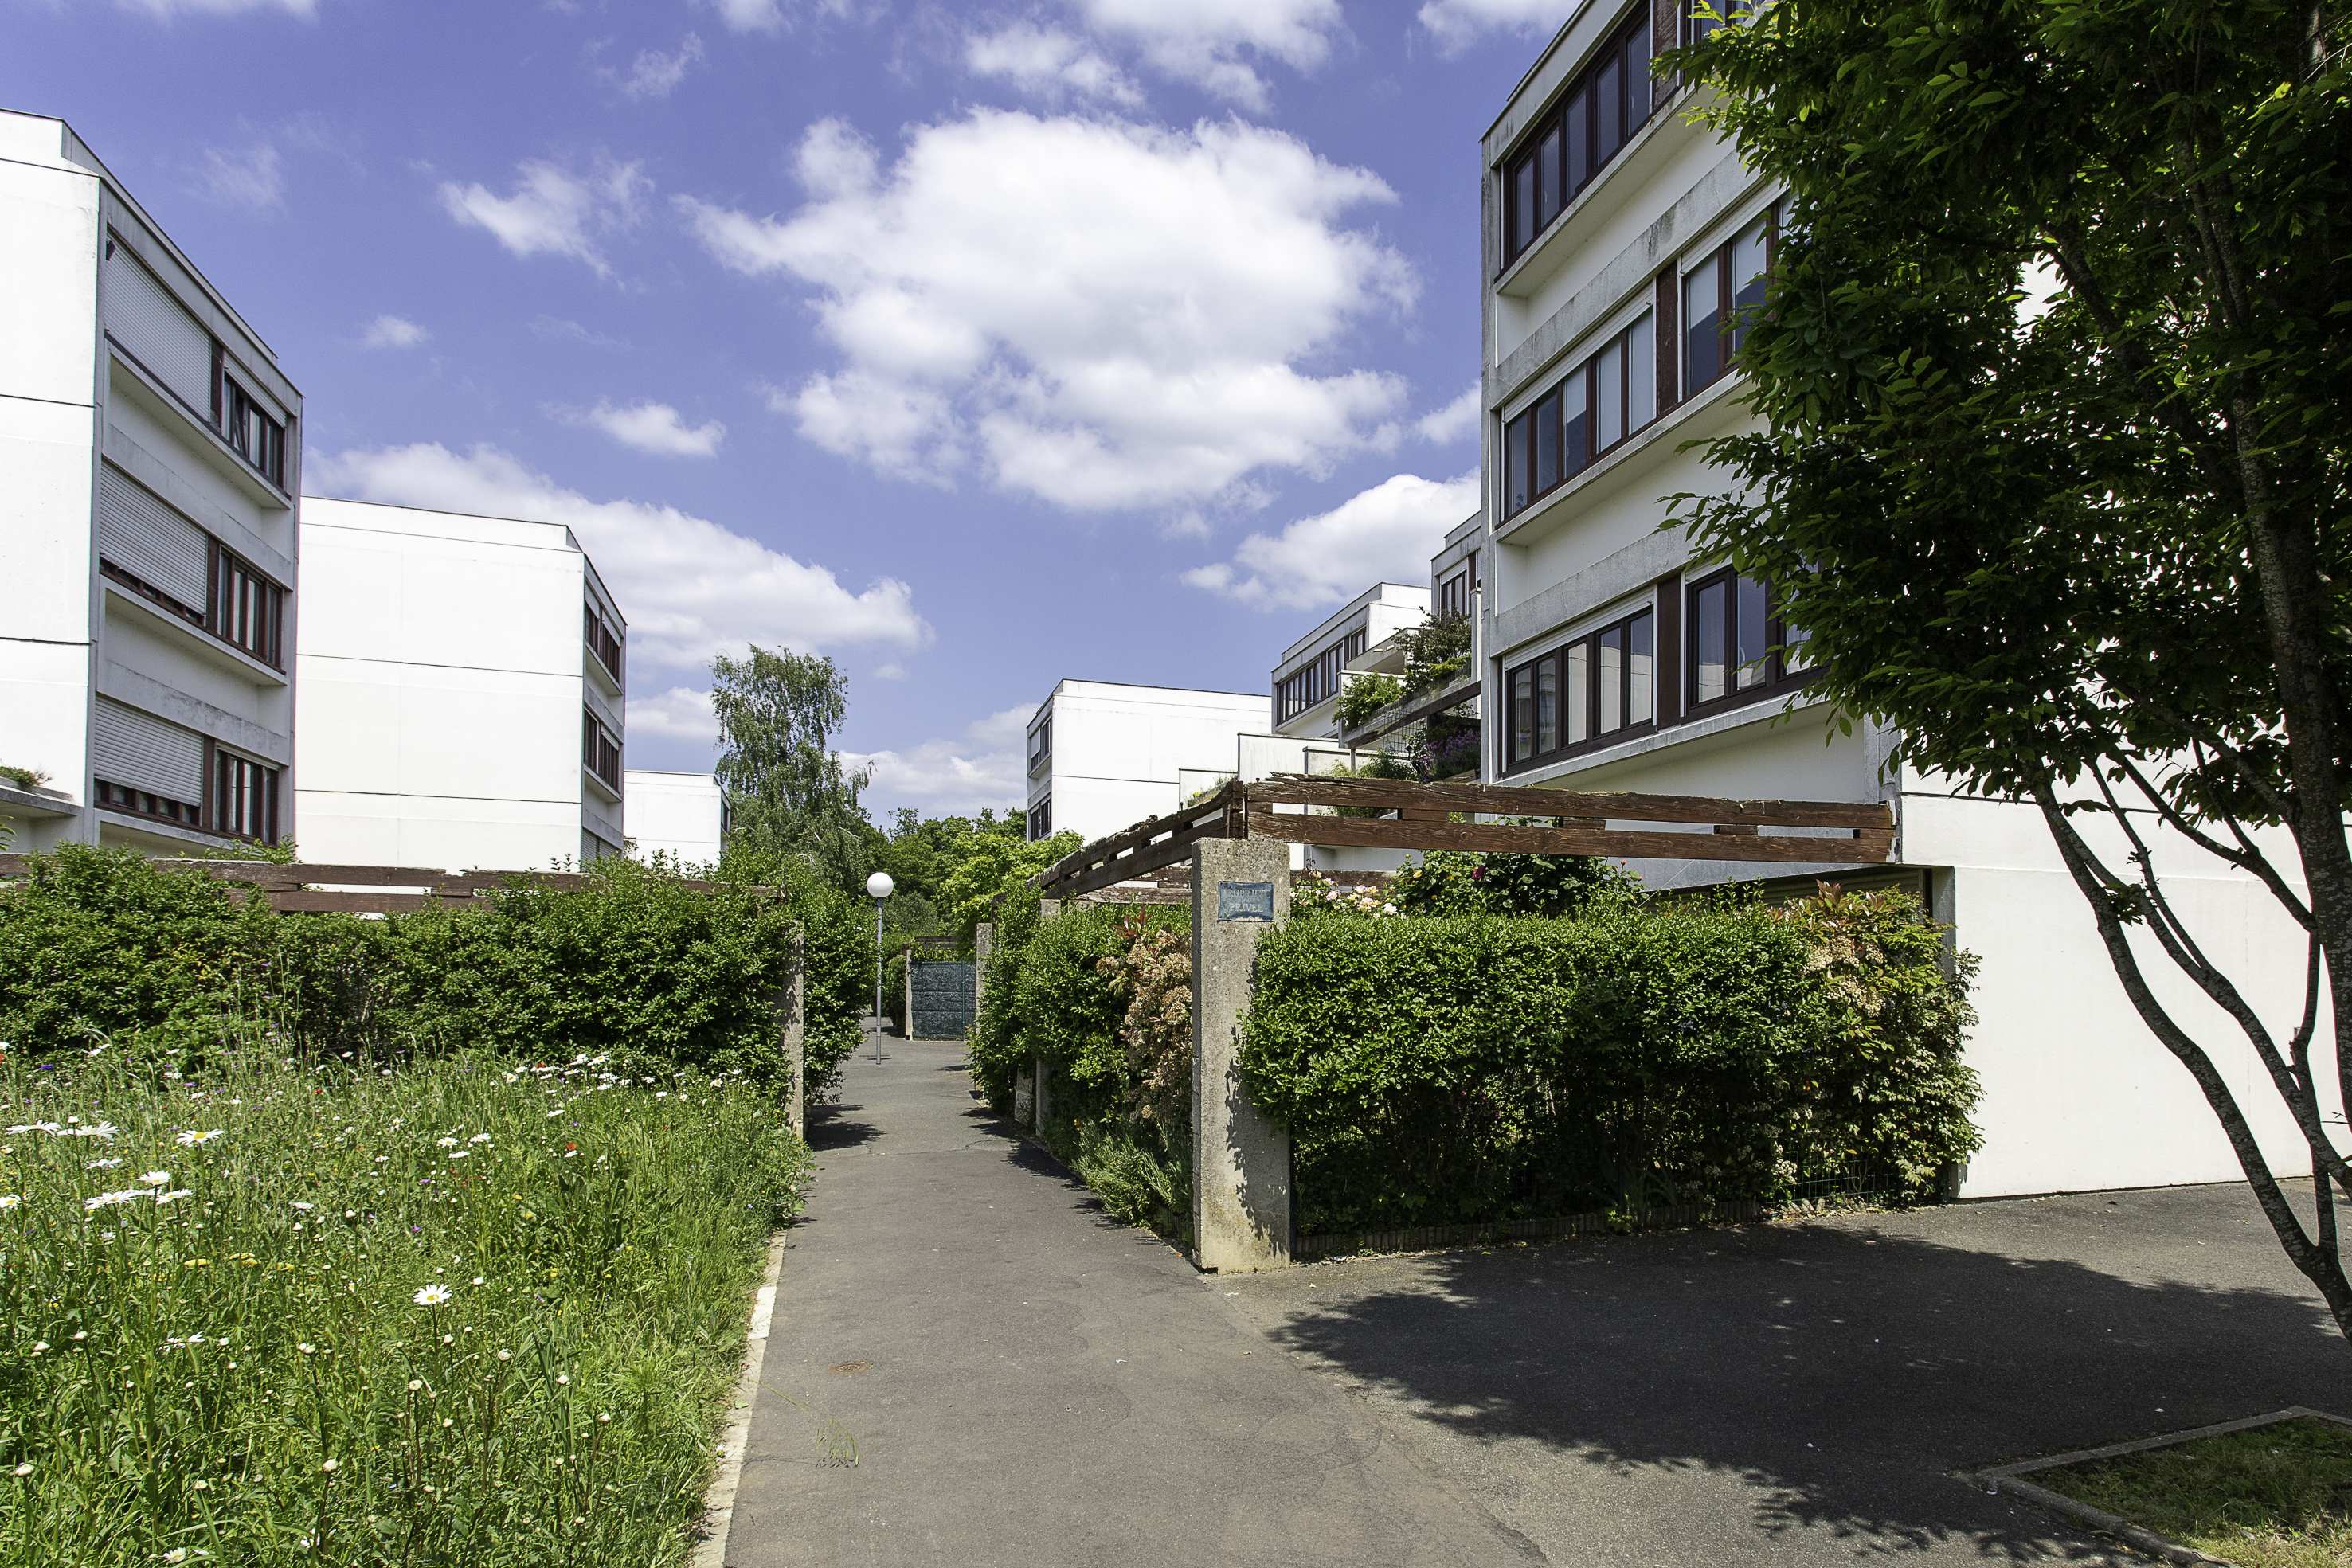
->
[1033,773,1894,901]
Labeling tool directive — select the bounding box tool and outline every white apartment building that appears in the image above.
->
[1023,681,1268,844]
[0,111,301,856]
[1270,583,1430,741]
[1473,7,2327,1197]
[295,499,627,870]
[624,768,729,869]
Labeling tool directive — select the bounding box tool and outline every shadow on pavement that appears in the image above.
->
[1253,1198,2351,1562]
[806,1103,880,1152]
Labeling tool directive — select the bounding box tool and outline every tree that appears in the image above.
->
[939,827,1082,944]
[1668,0,2352,1334]
[710,646,875,890]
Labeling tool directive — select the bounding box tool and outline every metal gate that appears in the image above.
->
[909,960,977,1039]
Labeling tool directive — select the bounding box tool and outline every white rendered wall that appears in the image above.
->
[296,499,617,871]
[624,770,725,869]
[1029,682,1266,843]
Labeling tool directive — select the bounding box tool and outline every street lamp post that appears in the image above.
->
[864,871,894,1062]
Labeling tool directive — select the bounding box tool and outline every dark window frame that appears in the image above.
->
[218,372,288,488]
[582,710,623,791]
[1436,557,1477,621]
[1682,205,1777,398]
[1501,602,1658,774]
[1499,11,1657,272]
[1501,310,1656,521]
[1027,796,1053,841]
[1027,714,1053,771]
[209,744,281,844]
[93,777,206,831]
[1681,565,1817,718]
[584,601,625,690]
[211,545,286,669]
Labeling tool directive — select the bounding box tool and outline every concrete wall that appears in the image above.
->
[625,769,726,868]
[296,498,620,871]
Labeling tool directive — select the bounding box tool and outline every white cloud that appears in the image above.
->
[870,661,909,682]
[1184,470,1477,611]
[438,158,649,279]
[627,686,721,745]
[679,111,1414,514]
[1416,0,1567,53]
[530,315,629,350]
[360,315,429,350]
[306,443,929,670]
[117,0,316,15]
[565,400,727,459]
[194,142,284,211]
[612,33,704,100]
[1412,384,1480,445]
[965,22,1144,108]
[1075,0,1342,110]
[844,705,1035,817]
[707,0,860,33]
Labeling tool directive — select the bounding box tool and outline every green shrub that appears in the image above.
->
[0,847,863,1097]
[1378,848,1640,917]
[1240,887,1978,1233]
[968,888,1042,1109]
[1334,674,1404,732]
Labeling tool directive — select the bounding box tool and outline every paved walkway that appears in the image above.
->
[727,1030,2352,1566]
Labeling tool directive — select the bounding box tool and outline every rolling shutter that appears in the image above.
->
[92,698,205,806]
[97,465,210,612]
[102,240,214,414]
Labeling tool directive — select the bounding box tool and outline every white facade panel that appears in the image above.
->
[624,770,727,867]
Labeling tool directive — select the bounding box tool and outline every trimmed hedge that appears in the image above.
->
[0,846,867,1097]
[1242,887,1980,1234]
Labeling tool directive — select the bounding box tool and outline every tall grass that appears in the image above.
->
[0,1036,805,1567]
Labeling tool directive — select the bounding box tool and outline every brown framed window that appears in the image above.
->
[1685,566,1810,712]
[94,778,204,830]
[1501,311,1657,519]
[1027,715,1052,771]
[1501,13,1657,268]
[210,748,280,843]
[1278,634,1360,723]
[220,375,286,487]
[583,710,622,790]
[210,546,285,668]
[585,601,624,689]
[1682,210,1772,396]
[1437,559,1477,620]
[1502,604,1656,771]
[1685,0,1758,46]
[1027,796,1052,840]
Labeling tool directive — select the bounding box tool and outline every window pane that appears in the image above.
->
[1565,88,1590,194]
[1512,666,1535,761]
[1598,626,1625,733]
[1730,217,1771,354]
[1513,156,1536,256]
[1684,262,1722,389]
[1562,372,1590,477]
[1535,123,1562,230]
[1736,574,1770,688]
[1627,611,1655,723]
[1505,411,1532,514]
[1783,617,1813,673]
[1533,388,1562,494]
[1626,311,1655,428]
[1536,656,1559,754]
[1566,643,1590,744]
[1623,28,1651,127]
[1595,54,1623,164]
[1595,339,1624,450]
[1693,579,1727,703]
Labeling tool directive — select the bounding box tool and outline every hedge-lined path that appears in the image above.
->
[721,1027,1541,1566]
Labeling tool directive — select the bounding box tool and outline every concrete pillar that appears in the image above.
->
[781,923,806,1140]
[1190,838,1293,1273]
[903,952,914,1040]
[1031,899,1063,1132]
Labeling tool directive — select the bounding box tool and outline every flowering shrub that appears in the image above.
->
[0,1036,804,1566]
[1240,886,1980,1233]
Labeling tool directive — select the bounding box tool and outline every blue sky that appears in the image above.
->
[8,0,1566,819]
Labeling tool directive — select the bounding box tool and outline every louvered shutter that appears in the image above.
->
[92,698,205,806]
[96,465,210,612]
[102,241,214,414]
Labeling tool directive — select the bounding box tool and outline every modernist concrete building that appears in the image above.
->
[1022,681,1267,844]
[294,499,627,870]
[1270,582,1430,742]
[0,111,302,855]
[1473,6,2328,1196]
[624,768,729,869]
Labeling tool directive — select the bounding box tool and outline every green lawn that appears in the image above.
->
[2037,1417,2352,1568]
[0,1040,806,1567]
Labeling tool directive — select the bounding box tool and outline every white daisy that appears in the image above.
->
[175,1130,224,1147]
[138,1171,171,1188]
[412,1283,452,1308]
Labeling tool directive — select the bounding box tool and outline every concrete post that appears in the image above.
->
[782,923,806,1140]
[1031,898,1063,1132]
[902,951,914,1040]
[1190,838,1293,1273]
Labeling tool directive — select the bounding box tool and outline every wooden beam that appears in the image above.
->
[1334,673,1482,749]
[1053,814,1235,900]
[1250,773,1890,832]
[1035,780,1243,897]
[1247,807,1892,865]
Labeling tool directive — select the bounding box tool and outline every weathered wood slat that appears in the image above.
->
[268,890,439,913]
[1035,780,1243,896]
[1054,815,1236,900]
[1334,673,1483,749]
[1251,773,1891,831]
[1247,808,1893,864]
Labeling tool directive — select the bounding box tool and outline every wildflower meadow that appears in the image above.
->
[0,1038,806,1566]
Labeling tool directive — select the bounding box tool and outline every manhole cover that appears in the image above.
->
[828,1359,871,1376]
